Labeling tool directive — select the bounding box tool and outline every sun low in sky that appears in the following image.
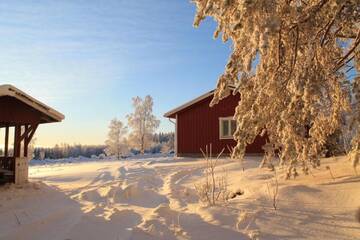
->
[0,0,231,147]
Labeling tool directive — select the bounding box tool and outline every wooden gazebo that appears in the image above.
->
[0,84,64,184]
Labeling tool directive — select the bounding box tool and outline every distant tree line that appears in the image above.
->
[32,132,174,160]
[33,144,106,160]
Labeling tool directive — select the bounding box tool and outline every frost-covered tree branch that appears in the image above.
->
[192,0,359,177]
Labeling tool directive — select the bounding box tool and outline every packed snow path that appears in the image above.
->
[0,156,359,240]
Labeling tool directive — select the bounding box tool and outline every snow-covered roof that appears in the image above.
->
[0,84,64,122]
[164,90,215,118]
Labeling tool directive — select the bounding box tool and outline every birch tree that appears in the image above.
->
[192,0,359,177]
[28,138,36,160]
[127,96,160,154]
[105,118,128,160]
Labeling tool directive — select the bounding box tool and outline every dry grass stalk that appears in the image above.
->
[325,166,335,181]
[266,169,279,210]
[194,144,230,206]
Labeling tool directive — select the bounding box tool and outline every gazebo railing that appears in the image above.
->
[0,157,15,172]
[0,157,29,184]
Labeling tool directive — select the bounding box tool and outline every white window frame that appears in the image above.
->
[219,117,236,140]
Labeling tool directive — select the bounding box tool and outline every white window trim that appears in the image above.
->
[219,117,236,140]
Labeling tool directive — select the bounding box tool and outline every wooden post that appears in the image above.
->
[4,125,9,158]
[14,125,21,158]
[24,124,38,159]
[24,125,29,157]
[175,114,178,157]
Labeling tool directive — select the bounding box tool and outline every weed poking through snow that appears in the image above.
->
[194,144,230,206]
[266,169,279,210]
[326,166,335,181]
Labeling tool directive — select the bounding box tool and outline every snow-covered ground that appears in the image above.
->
[0,155,359,240]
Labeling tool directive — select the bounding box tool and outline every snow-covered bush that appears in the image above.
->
[192,0,359,176]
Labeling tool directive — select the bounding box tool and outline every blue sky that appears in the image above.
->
[0,0,231,147]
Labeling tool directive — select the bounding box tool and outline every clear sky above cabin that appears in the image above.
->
[0,1,231,147]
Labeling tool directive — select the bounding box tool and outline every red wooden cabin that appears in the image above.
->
[0,85,64,184]
[164,89,266,157]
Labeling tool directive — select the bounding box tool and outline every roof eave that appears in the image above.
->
[163,86,237,119]
[163,90,214,118]
[0,84,65,122]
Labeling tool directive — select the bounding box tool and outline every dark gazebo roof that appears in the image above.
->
[0,84,64,126]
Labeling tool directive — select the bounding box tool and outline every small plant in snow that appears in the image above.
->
[194,144,230,206]
[325,166,335,181]
[266,169,279,210]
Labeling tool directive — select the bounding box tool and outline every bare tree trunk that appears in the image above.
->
[141,134,145,154]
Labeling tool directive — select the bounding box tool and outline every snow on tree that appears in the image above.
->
[105,118,128,160]
[28,137,36,160]
[127,96,160,154]
[161,135,175,154]
[192,0,359,177]
[39,149,46,160]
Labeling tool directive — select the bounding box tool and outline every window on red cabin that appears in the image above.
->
[219,117,236,139]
